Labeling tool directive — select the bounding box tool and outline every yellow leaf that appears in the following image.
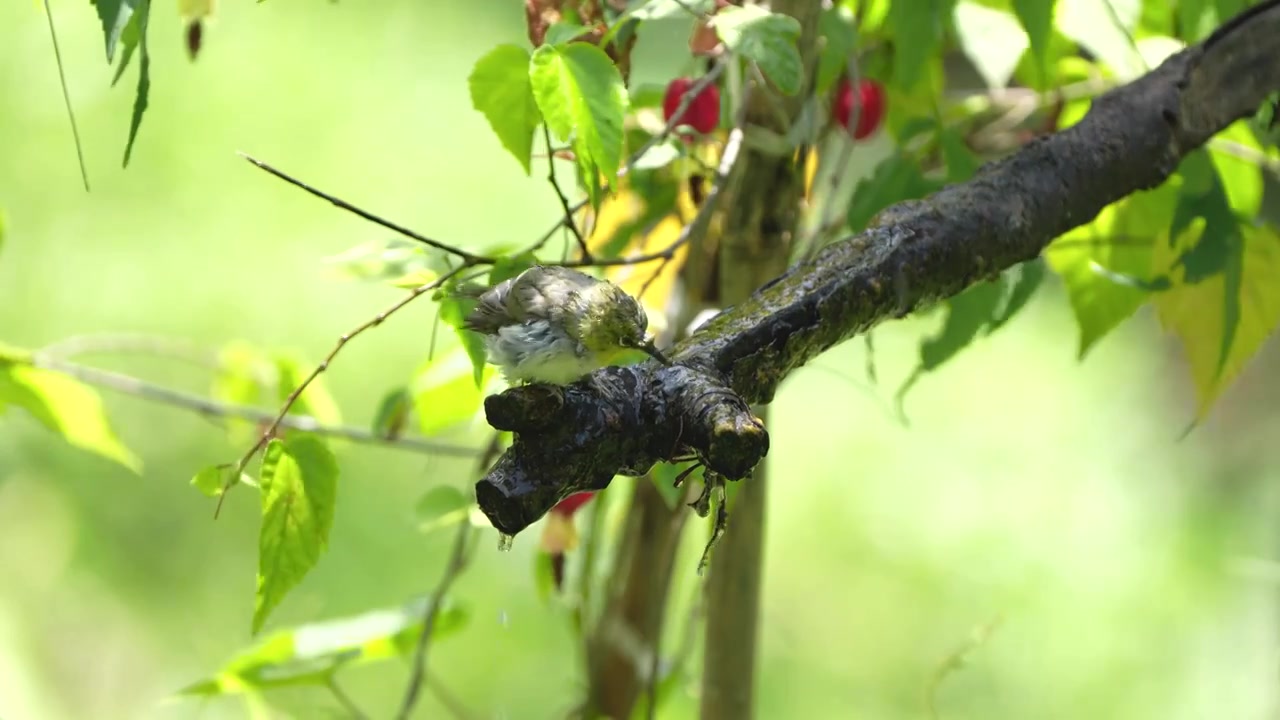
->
[1153,222,1280,418]
[178,0,215,20]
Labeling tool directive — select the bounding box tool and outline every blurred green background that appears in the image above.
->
[4,1,1280,719]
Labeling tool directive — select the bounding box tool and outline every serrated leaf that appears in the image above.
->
[91,0,140,61]
[1046,181,1178,357]
[631,0,715,21]
[416,485,471,533]
[896,277,1007,405]
[110,7,141,87]
[0,360,141,473]
[371,387,412,439]
[192,465,226,498]
[469,44,542,175]
[180,598,469,696]
[989,260,1046,331]
[275,354,342,426]
[121,0,151,167]
[1152,151,1278,419]
[1155,223,1280,420]
[212,341,273,446]
[322,238,458,288]
[953,0,1028,90]
[888,0,948,91]
[1012,0,1056,86]
[412,344,491,436]
[815,6,858,95]
[529,42,628,197]
[846,152,943,231]
[254,435,338,634]
[438,298,489,389]
[544,22,592,46]
[711,6,804,95]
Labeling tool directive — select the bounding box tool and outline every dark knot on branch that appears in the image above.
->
[475,363,769,536]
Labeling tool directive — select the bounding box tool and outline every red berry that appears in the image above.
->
[551,491,595,517]
[662,77,720,135]
[832,78,886,140]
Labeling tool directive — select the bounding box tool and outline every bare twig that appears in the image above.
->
[24,354,479,458]
[238,153,493,264]
[924,614,1004,720]
[427,673,483,720]
[396,433,504,720]
[42,0,90,192]
[542,124,593,262]
[635,99,749,299]
[214,264,473,516]
[519,60,728,259]
[37,332,218,367]
[326,676,370,720]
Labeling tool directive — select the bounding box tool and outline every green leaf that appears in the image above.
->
[631,0,715,21]
[192,465,227,498]
[121,0,151,167]
[0,361,141,473]
[416,485,472,533]
[322,238,458,289]
[1155,223,1280,420]
[412,344,490,436]
[438,298,490,389]
[816,5,859,95]
[254,435,339,635]
[533,551,557,602]
[529,42,628,198]
[989,260,1046,331]
[545,22,592,46]
[711,6,804,96]
[888,0,949,91]
[1045,181,1178,357]
[91,0,140,61]
[953,0,1028,90]
[1054,0,1143,80]
[1151,150,1275,419]
[846,152,943,231]
[896,277,1007,406]
[938,127,980,183]
[630,140,683,172]
[371,387,412,439]
[469,44,542,176]
[212,341,272,446]
[274,354,342,426]
[489,253,539,286]
[1012,0,1057,86]
[180,598,469,696]
[111,7,142,87]
[648,464,688,509]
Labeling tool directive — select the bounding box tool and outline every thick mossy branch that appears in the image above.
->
[477,0,1280,534]
[478,365,765,535]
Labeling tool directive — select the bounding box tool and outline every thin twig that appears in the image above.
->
[634,83,752,298]
[326,676,370,720]
[37,332,218,368]
[238,152,492,264]
[43,0,90,192]
[924,614,1005,720]
[396,433,504,720]
[519,60,729,258]
[215,264,473,516]
[24,354,479,458]
[542,124,592,262]
[426,673,483,720]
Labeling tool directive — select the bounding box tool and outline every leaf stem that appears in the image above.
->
[42,0,90,191]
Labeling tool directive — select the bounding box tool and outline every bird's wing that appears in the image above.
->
[462,266,600,334]
[462,276,519,335]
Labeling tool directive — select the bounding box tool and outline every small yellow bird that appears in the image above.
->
[458,265,669,386]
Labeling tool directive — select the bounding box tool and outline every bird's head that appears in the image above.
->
[575,283,669,364]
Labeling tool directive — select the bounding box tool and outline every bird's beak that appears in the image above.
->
[640,338,671,365]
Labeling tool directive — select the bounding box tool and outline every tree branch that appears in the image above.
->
[471,0,1280,565]
[24,354,480,458]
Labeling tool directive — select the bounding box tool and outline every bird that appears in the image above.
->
[457,265,669,386]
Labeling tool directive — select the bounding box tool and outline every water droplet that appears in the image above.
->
[497,532,514,552]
